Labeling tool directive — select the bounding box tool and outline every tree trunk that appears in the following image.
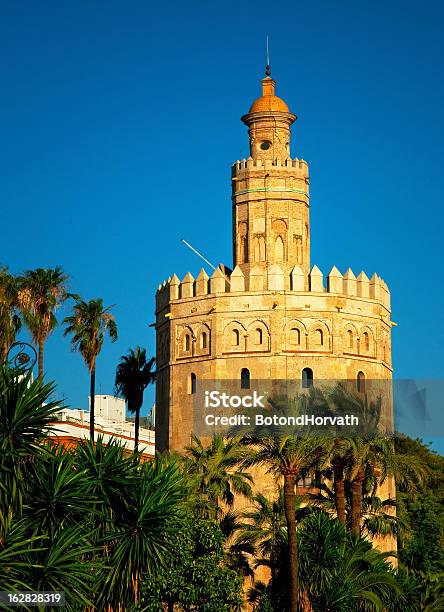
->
[333,461,346,524]
[134,405,140,453]
[283,473,299,612]
[351,472,364,535]
[90,366,96,442]
[38,338,44,381]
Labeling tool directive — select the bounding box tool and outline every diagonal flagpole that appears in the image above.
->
[180,238,231,285]
[180,239,217,271]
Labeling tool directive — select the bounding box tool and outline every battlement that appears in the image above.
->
[155,265,390,310]
[232,156,309,177]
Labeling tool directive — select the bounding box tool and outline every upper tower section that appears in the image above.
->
[232,68,310,284]
[241,73,297,162]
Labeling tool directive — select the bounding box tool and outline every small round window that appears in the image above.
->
[260,141,272,150]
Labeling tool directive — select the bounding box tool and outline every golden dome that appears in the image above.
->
[249,95,289,113]
[248,77,289,114]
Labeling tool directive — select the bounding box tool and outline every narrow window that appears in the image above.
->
[190,373,197,394]
[302,367,313,389]
[291,328,301,345]
[357,371,365,393]
[347,329,353,349]
[201,332,207,349]
[233,329,240,346]
[184,334,190,352]
[315,329,323,346]
[363,332,370,352]
[241,368,250,390]
[256,328,263,345]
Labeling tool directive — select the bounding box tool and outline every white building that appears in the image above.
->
[89,394,125,422]
[51,396,155,458]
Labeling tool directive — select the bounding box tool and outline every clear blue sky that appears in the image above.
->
[1,2,443,446]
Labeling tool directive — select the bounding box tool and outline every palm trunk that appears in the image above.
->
[90,366,96,442]
[283,473,299,612]
[38,338,44,381]
[333,461,346,524]
[351,471,364,535]
[134,405,140,453]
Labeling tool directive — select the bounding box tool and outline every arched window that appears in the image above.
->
[233,329,240,346]
[363,332,370,352]
[201,332,207,349]
[315,329,324,346]
[256,328,263,345]
[241,368,250,390]
[302,367,313,389]
[190,373,197,394]
[357,371,365,393]
[291,328,301,345]
[347,329,353,349]
[184,334,191,352]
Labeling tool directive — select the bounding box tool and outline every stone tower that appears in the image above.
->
[233,74,310,281]
[155,69,394,465]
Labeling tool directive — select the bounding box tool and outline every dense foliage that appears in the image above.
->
[1,364,443,611]
[137,517,243,611]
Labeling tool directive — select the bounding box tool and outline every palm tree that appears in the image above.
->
[63,298,117,441]
[298,511,408,610]
[242,433,325,612]
[236,488,311,589]
[114,347,155,452]
[0,267,21,360]
[237,491,287,582]
[99,460,186,609]
[74,436,139,546]
[184,434,253,518]
[0,364,61,534]
[18,266,69,380]
[23,446,92,540]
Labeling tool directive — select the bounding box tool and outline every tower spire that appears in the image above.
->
[265,35,271,76]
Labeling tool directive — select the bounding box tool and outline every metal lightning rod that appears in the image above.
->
[265,35,271,76]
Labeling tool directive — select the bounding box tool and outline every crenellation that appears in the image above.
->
[343,268,357,296]
[369,273,381,301]
[169,274,180,301]
[268,264,284,290]
[230,265,245,292]
[210,267,227,293]
[357,271,370,298]
[249,265,265,291]
[232,156,309,178]
[290,265,306,291]
[310,265,324,292]
[195,268,209,296]
[180,272,194,298]
[162,265,390,307]
[327,266,343,294]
